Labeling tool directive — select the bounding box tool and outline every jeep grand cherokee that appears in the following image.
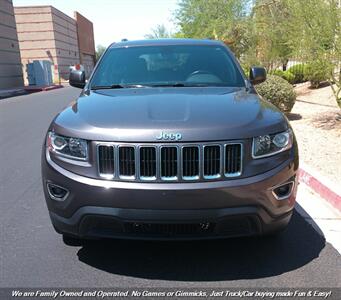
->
[41,39,299,244]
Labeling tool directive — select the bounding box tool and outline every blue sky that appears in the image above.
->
[13,0,179,47]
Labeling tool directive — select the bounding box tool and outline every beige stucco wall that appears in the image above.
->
[0,0,24,89]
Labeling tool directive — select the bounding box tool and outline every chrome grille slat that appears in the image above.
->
[119,146,135,178]
[203,145,221,179]
[97,142,242,182]
[182,146,199,179]
[140,147,156,179]
[225,144,242,177]
[98,145,115,178]
[161,146,178,180]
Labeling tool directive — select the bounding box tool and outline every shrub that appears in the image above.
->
[268,69,295,84]
[282,70,295,84]
[304,60,333,88]
[240,64,250,77]
[270,69,284,77]
[256,75,296,113]
[287,64,306,83]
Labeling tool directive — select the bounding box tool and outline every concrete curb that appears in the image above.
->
[298,162,341,212]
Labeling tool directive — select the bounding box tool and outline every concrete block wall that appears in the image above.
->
[0,0,24,89]
[15,6,56,84]
[50,6,80,80]
[81,53,95,78]
[15,5,82,84]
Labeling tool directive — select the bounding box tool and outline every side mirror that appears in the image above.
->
[69,70,85,89]
[249,66,266,85]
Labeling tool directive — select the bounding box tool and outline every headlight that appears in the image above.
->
[47,132,88,160]
[252,129,293,158]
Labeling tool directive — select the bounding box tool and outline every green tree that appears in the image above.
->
[251,0,294,71]
[286,0,341,107]
[145,24,171,39]
[174,0,253,58]
[95,45,106,62]
[172,0,341,107]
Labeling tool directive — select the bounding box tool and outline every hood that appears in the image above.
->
[52,87,288,142]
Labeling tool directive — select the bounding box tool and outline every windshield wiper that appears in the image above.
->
[91,82,218,90]
[149,83,217,88]
[149,83,186,87]
[91,84,147,90]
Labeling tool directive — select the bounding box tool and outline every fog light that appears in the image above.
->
[47,183,69,201]
[272,181,294,200]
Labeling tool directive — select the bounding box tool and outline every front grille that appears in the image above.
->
[97,142,242,182]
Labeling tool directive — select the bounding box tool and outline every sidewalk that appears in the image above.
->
[296,182,341,254]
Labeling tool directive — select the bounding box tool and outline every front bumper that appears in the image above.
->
[42,150,298,240]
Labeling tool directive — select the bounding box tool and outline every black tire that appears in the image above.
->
[62,234,83,246]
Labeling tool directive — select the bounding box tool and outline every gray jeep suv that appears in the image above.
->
[41,39,299,244]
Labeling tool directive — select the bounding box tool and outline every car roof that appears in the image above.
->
[109,38,224,48]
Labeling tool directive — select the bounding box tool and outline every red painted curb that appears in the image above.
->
[42,85,64,91]
[298,168,341,212]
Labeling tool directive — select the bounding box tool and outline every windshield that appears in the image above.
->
[90,44,245,88]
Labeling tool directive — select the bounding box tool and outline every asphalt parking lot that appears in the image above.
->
[0,87,340,288]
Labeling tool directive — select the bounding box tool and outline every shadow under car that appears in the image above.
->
[76,208,325,281]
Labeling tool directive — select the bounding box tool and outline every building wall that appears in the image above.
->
[15,5,81,83]
[0,0,24,89]
[50,6,80,80]
[14,6,55,84]
[81,53,95,77]
[74,11,95,78]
